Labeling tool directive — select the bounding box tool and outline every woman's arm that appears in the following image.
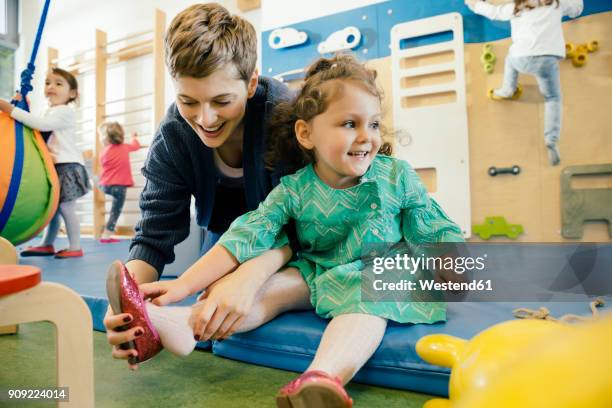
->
[125,259,159,284]
[128,132,192,275]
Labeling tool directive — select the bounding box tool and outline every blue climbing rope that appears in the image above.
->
[0,0,52,235]
[12,0,52,112]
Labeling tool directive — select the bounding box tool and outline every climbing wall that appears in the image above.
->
[372,12,612,242]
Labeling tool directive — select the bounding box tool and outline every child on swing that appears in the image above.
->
[0,68,89,258]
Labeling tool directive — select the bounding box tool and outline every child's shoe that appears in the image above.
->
[488,84,522,100]
[54,249,84,258]
[106,260,162,364]
[546,143,561,166]
[20,245,55,257]
[100,238,121,243]
[276,370,353,408]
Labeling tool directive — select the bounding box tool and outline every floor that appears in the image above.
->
[0,323,432,407]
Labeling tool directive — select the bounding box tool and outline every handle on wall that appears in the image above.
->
[317,26,361,54]
[273,68,306,83]
[268,27,308,50]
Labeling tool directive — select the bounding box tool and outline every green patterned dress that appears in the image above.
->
[218,155,464,323]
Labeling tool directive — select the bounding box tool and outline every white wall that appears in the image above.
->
[261,0,388,31]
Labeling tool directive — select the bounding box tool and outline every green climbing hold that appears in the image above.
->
[472,216,524,240]
[480,51,496,65]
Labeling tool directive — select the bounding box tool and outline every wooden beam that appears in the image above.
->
[107,43,152,62]
[106,29,152,47]
[80,225,135,237]
[153,9,166,128]
[94,29,107,239]
[47,47,58,70]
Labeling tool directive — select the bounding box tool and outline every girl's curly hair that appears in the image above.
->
[266,53,391,174]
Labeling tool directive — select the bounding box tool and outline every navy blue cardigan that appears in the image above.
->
[128,77,292,274]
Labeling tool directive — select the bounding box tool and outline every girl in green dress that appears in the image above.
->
[132,54,464,407]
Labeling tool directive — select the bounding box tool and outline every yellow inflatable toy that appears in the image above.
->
[416,314,612,408]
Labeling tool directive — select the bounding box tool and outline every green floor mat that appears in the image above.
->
[0,322,431,407]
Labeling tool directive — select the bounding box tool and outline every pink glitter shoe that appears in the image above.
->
[106,260,162,364]
[276,370,353,408]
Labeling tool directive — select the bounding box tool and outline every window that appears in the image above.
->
[0,0,6,34]
[0,0,17,99]
[0,46,14,99]
[0,0,18,49]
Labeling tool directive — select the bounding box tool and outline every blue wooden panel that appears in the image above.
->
[376,0,509,55]
[262,0,612,78]
[399,30,454,50]
[262,4,380,78]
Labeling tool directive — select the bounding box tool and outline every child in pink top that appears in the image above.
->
[98,122,141,242]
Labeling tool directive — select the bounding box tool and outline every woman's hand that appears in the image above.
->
[103,306,142,371]
[103,259,158,370]
[465,0,479,9]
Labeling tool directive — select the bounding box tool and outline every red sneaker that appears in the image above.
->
[54,249,84,258]
[276,370,353,408]
[20,245,55,257]
[106,260,162,364]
